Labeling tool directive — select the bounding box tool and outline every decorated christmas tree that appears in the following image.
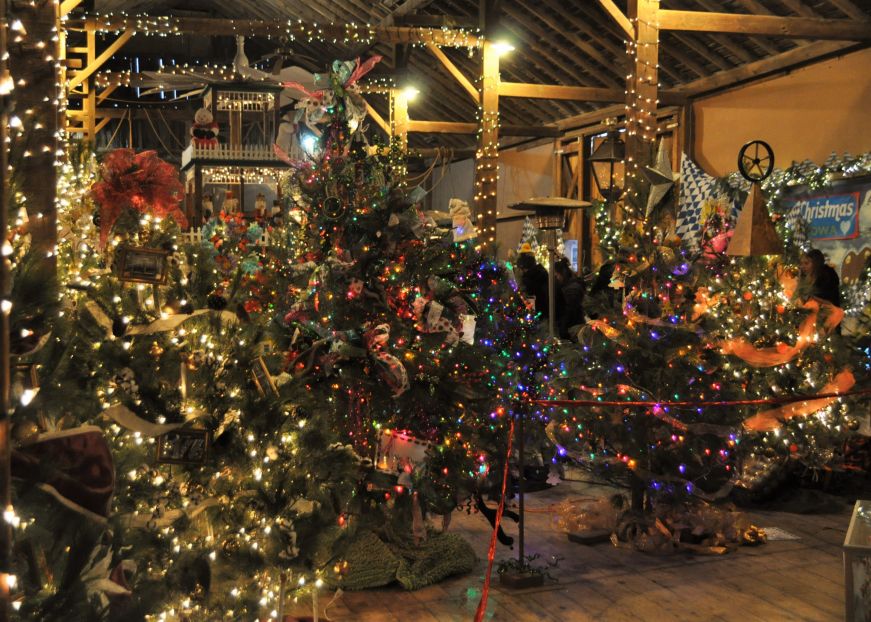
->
[9,58,546,620]
[550,171,865,545]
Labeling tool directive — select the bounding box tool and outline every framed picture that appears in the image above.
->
[156,429,210,465]
[116,246,169,285]
[375,429,431,474]
[251,356,278,396]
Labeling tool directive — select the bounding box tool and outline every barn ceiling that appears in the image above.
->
[88,0,871,151]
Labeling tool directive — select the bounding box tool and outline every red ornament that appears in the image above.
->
[742,292,753,301]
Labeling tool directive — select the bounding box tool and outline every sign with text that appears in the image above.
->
[792,191,861,240]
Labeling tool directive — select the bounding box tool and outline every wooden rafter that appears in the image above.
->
[66,28,132,90]
[669,32,734,72]
[70,14,482,47]
[821,0,868,20]
[499,82,622,102]
[521,1,625,89]
[96,85,118,105]
[596,0,634,40]
[365,101,391,136]
[59,0,84,18]
[504,1,621,89]
[350,0,438,55]
[407,120,560,137]
[692,0,791,56]
[425,43,479,103]
[657,9,871,41]
[672,39,862,96]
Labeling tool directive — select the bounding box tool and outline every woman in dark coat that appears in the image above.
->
[516,252,550,318]
[799,248,841,307]
[554,258,585,339]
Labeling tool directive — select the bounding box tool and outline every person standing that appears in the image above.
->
[799,248,841,307]
[554,258,585,339]
[516,251,549,318]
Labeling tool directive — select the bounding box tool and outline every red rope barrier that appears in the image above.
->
[474,417,515,622]
[533,387,871,409]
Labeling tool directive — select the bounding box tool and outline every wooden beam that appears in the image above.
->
[350,0,438,56]
[499,82,623,102]
[425,43,479,104]
[672,40,861,96]
[365,101,391,136]
[72,15,481,47]
[93,117,111,134]
[394,15,477,28]
[59,0,83,18]
[475,40,499,252]
[658,9,871,41]
[596,0,634,40]
[96,84,118,105]
[503,2,622,89]
[407,120,560,137]
[67,27,132,90]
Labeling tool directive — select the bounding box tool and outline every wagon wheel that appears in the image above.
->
[737,140,775,182]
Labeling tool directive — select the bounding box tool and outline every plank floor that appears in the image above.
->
[285,475,854,621]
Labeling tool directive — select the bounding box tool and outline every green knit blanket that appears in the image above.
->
[337,530,476,591]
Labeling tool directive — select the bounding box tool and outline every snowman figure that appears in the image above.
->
[191,107,219,148]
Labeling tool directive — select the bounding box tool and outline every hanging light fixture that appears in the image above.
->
[588,119,625,204]
[508,197,590,231]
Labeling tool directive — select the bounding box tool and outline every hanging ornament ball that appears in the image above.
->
[323,196,345,220]
[150,341,165,358]
[789,443,799,454]
[92,211,101,226]
[847,418,862,431]
[207,294,228,311]
[112,317,127,338]
[742,292,753,301]
[775,304,785,314]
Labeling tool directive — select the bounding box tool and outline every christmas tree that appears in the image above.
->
[551,188,864,525]
[9,58,545,620]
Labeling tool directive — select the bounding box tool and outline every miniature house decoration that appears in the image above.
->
[181,82,289,226]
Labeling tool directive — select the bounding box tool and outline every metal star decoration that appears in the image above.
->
[642,140,678,216]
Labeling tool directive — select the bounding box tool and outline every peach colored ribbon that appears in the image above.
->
[743,369,856,432]
[719,297,843,367]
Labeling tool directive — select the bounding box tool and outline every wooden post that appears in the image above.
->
[389,88,409,151]
[474,40,499,253]
[85,26,96,141]
[9,0,59,259]
[0,0,9,617]
[624,0,660,224]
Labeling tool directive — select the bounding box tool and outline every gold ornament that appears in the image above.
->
[150,341,164,358]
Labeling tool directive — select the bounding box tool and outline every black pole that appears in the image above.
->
[517,404,524,564]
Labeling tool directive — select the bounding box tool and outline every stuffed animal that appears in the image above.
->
[191,107,219,148]
[449,198,477,242]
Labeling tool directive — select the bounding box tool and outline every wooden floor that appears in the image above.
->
[286,476,852,621]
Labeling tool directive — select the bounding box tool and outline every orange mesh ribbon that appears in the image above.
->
[743,369,856,432]
[720,298,843,367]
